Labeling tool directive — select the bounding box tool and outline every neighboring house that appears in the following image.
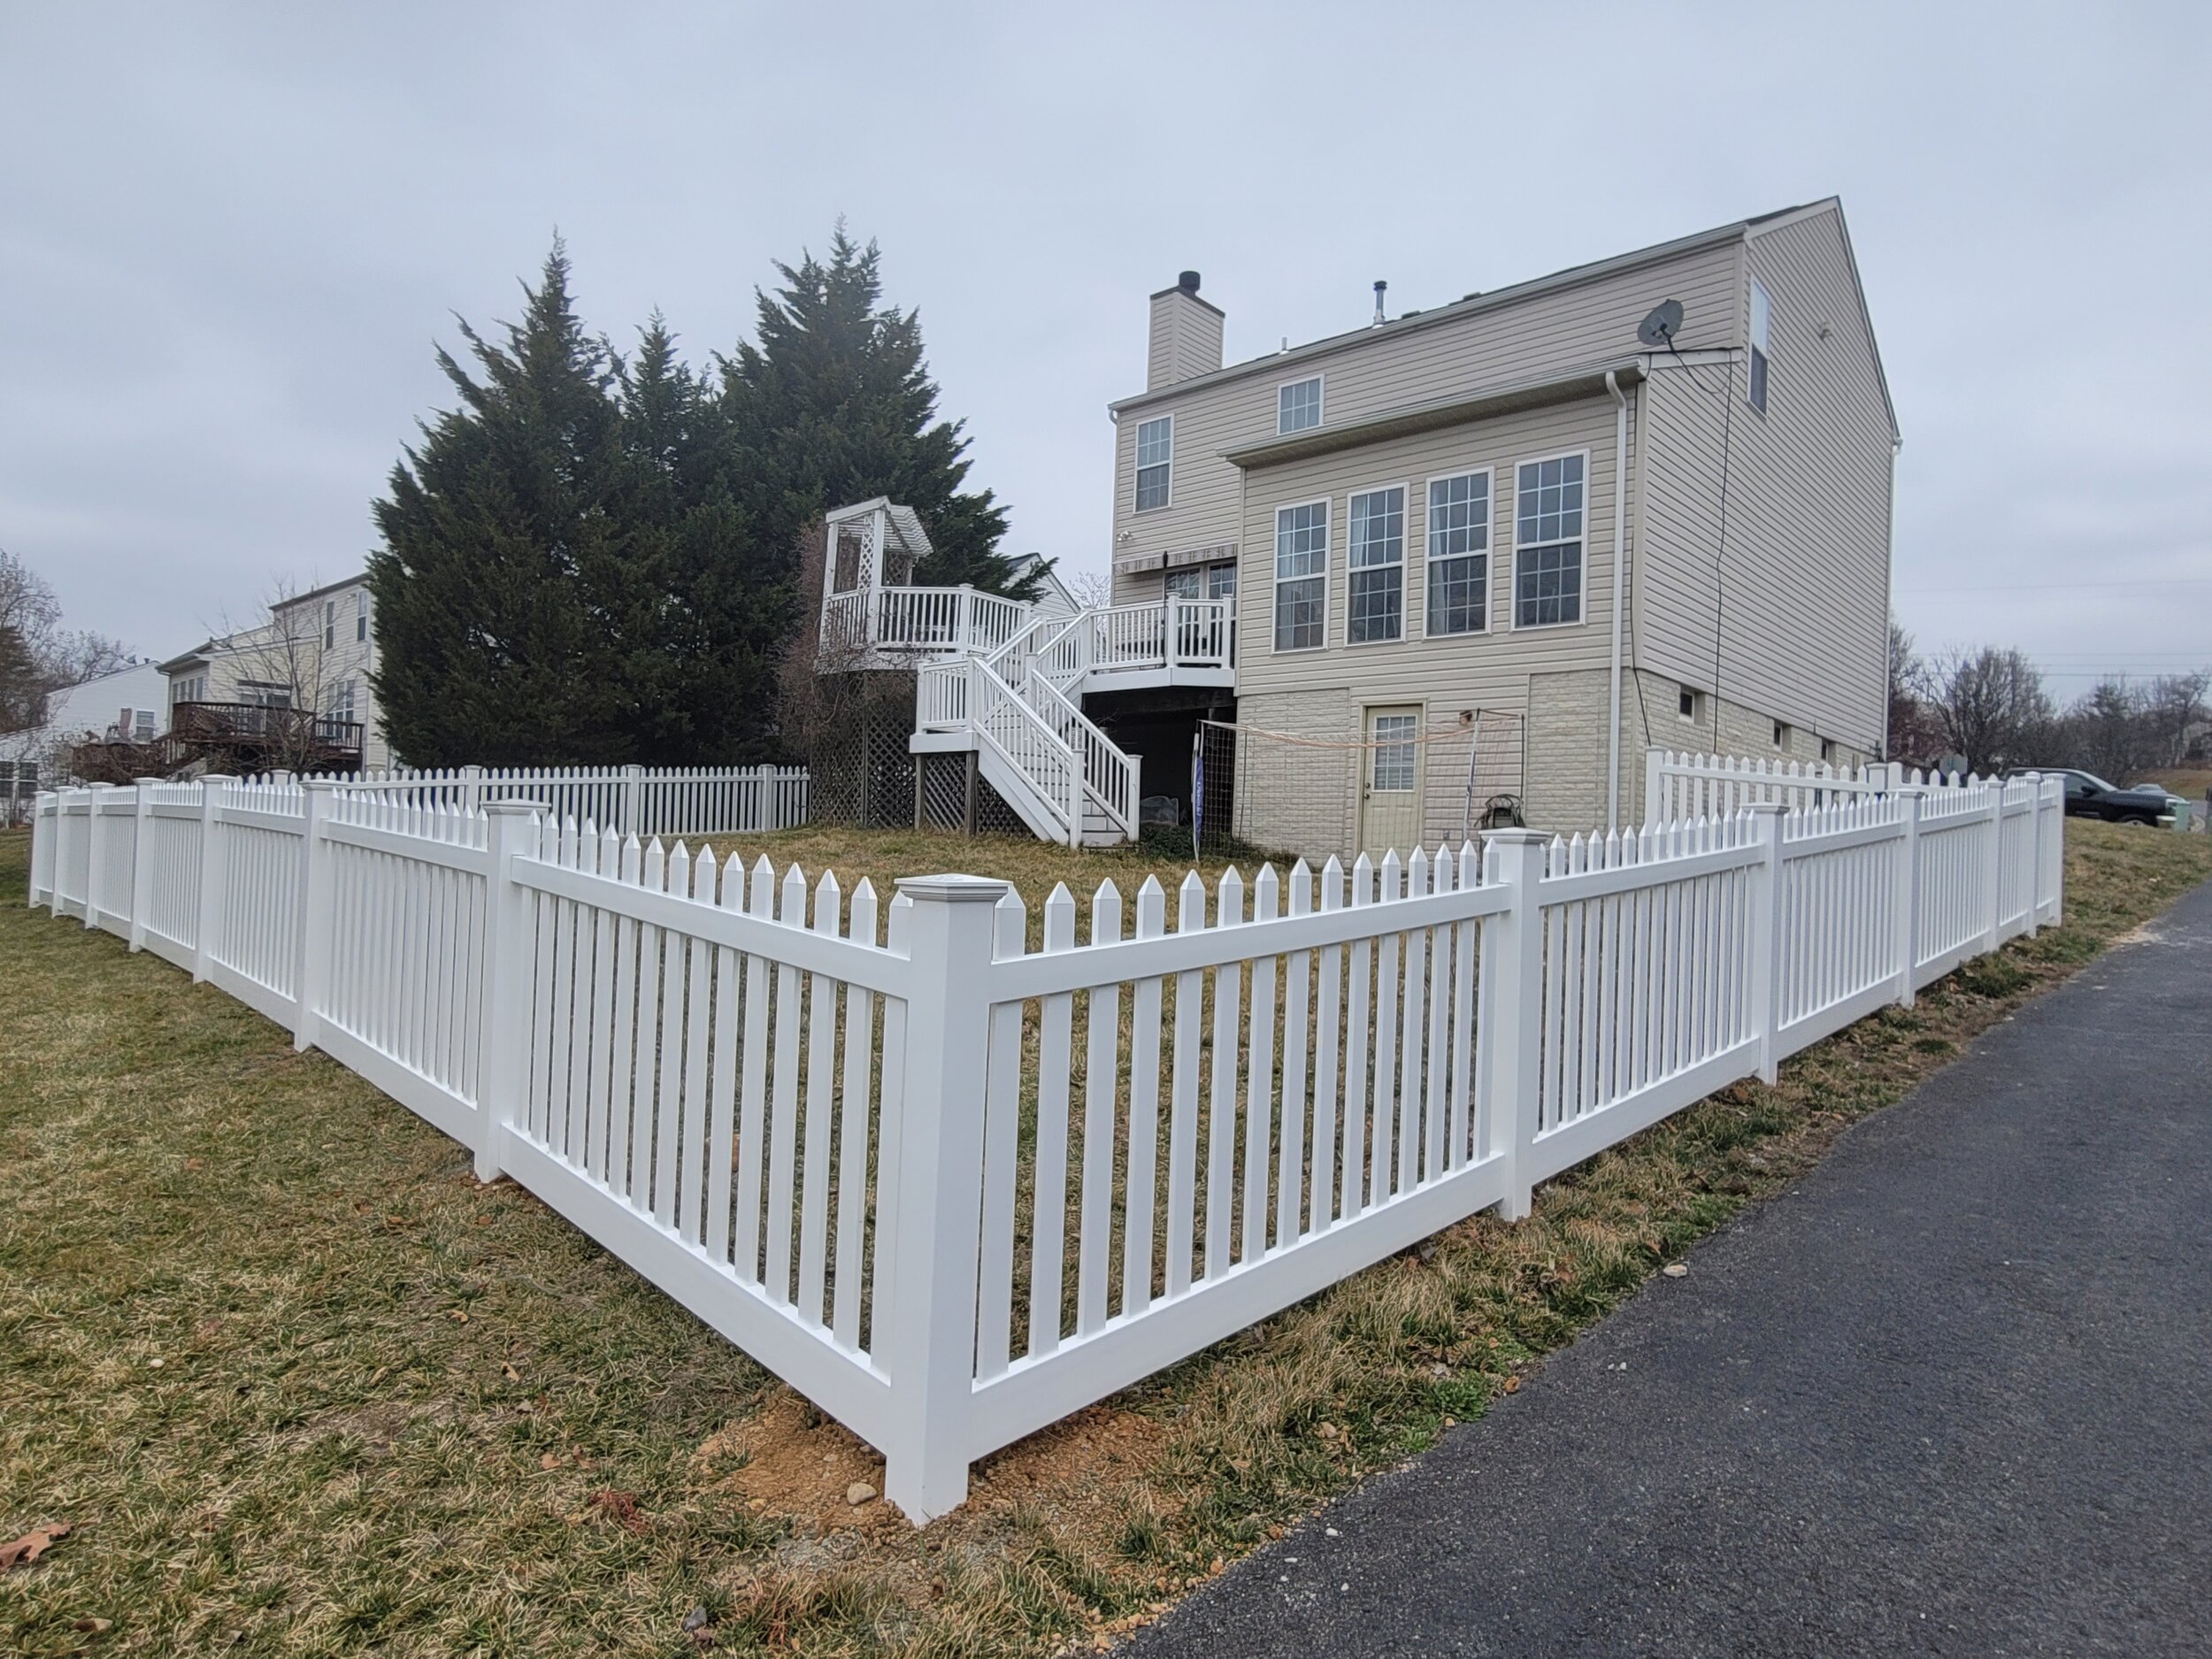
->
[1100,196,1896,847]
[160,573,391,772]
[0,657,172,790]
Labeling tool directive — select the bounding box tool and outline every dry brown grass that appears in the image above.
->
[2,820,2207,1656]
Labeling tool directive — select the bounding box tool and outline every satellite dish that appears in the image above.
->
[1637,299,1684,348]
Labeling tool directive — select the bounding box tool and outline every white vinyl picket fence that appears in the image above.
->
[26,766,2065,1522]
[326,763,809,839]
[1646,748,1910,824]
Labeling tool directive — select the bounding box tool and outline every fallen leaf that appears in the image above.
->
[503,1363,520,1382]
[588,1489,649,1533]
[1,1522,71,1571]
[1502,1376,1522,1394]
[1663,1263,1689,1279]
[448,1310,469,1324]
[73,1617,112,1633]
[541,1453,562,1471]
[183,1157,203,1171]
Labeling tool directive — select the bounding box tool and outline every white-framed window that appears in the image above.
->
[134,709,156,741]
[329,680,356,724]
[1513,453,1586,627]
[1278,375,1323,434]
[1773,718,1790,748]
[324,599,336,650]
[1748,279,1770,413]
[1820,738,1838,765]
[1425,471,1491,636]
[1164,567,1202,603]
[1347,486,1405,643]
[1272,500,1329,651]
[1678,686,1701,723]
[356,589,369,642]
[1371,712,1417,793]
[1134,415,1173,511]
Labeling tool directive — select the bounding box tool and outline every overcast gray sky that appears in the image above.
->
[4,1,2207,695]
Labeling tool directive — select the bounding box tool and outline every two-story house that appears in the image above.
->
[159,572,391,772]
[1095,196,1896,851]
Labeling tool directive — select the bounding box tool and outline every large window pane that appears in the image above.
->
[1278,376,1323,434]
[1135,416,1173,511]
[1274,502,1328,649]
[1514,455,1585,626]
[1348,487,1404,643]
[1426,472,1490,634]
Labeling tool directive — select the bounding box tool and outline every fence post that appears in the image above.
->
[1981,784,2004,956]
[1893,787,1924,1006]
[462,764,484,815]
[1746,803,1788,1084]
[28,792,51,909]
[880,872,1008,1521]
[81,784,111,931]
[2046,778,2066,928]
[1480,829,1548,1221]
[2024,773,2045,937]
[292,781,336,1049]
[128,778,157,951]
[1643,749,1665,828]
[476,803,542,1183]
[620,764,644,838]
[193,775,235,984]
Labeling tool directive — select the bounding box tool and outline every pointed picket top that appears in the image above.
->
[558,815,580,867]
[779,860,807,924]
[641,834,668,893]
[1176,869,1207,933]
[1371,849,1407,902]
[993,887,1029,959]
[1091,878,1125,944]
[1405,845,1429,896]
[1286,859,1312,918]
[693,843,717,902]
[599,824,621,872]
[1349,851,1373,905]
[1216,864,1246,926]
[849,877,879,948]
[1133,874,1167,941]
[575,821,601,875]
[1042,882,1078,953]
[1253,863,1280,923]
[1458,840,1481,889]
[812,868,841,933]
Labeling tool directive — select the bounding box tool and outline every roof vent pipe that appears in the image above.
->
[1372,280,1388,326]
[1178,270,1202,296]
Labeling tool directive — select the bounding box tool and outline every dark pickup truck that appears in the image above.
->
[2008,767,2178,826]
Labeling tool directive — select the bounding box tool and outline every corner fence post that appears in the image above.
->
[192,776,235,982]
[1982,783,2004,956]
[621,764,644,839]
[881,872,1009,1522]
[1746,803,1788,1085]
[462,764,484,815]
[1643,749,1664,829]
[128,778,157,951]
[476,803,542,1183]
[2024,772,2045,937]
[294,780,335,1049]
[1893,787,1925,1006]
[2047,778,2066,927]
[1480,829,1548,1221]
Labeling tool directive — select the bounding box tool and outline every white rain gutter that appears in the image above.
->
[1605,370,1631,829]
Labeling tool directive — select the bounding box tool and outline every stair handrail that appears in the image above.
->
[964,653,1085,846]
[1015,661,1138,842]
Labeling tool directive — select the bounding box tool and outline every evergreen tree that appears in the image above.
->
[368,242,641,766]
[727,226,1041,597]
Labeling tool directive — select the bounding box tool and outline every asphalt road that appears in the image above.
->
[1129,879,2212,1658]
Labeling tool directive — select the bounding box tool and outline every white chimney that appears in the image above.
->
[1147,271,1224,390]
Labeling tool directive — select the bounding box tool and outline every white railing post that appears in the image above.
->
[127,778,157,951]
[462,764,484,815]
[1746,803,1788,1084]
[82,784,110,931]
[881,872,1008,1521]
[1893,787,1924,1006]
[1480,829,1547,1222]
[476,803,541,1183]
[293,780,336,1049]
[192,776,234,983]
[621,764,644,838]
[28,791,52,909]
[1643,749,1665,828]
[2046,778,2065,928]
[2023,772,2045,938]
[1981,784,2004,956]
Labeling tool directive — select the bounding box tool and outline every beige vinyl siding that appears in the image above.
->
[1632,209,1891,751]
[1235,396,1622,697]
[1148,293,1225,390]
[1111,240,1740,602]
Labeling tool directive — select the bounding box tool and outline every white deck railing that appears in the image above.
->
[821,585,1031,660]
[25,767,2064,1525]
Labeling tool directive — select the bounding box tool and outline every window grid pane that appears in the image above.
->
[1515,542,1583,627]
[1516,454,1584,547]
[1348,487,1404,643]
[1274,503,1328,649]
[1371,715,1417,792]
[1278,376,1322,434]
[1134,416,1172,511]
[1427,553,1486,634]
[1135,464,1170,511]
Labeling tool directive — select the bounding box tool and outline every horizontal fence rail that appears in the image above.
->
[325,763,809,840]
[21,764,2066,1522]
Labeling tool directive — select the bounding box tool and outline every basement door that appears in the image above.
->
[1359,705,1423,857]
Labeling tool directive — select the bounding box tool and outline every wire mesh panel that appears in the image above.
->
[1194,711,1524,866]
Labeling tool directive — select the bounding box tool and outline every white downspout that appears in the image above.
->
[1604,370,1632,830]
